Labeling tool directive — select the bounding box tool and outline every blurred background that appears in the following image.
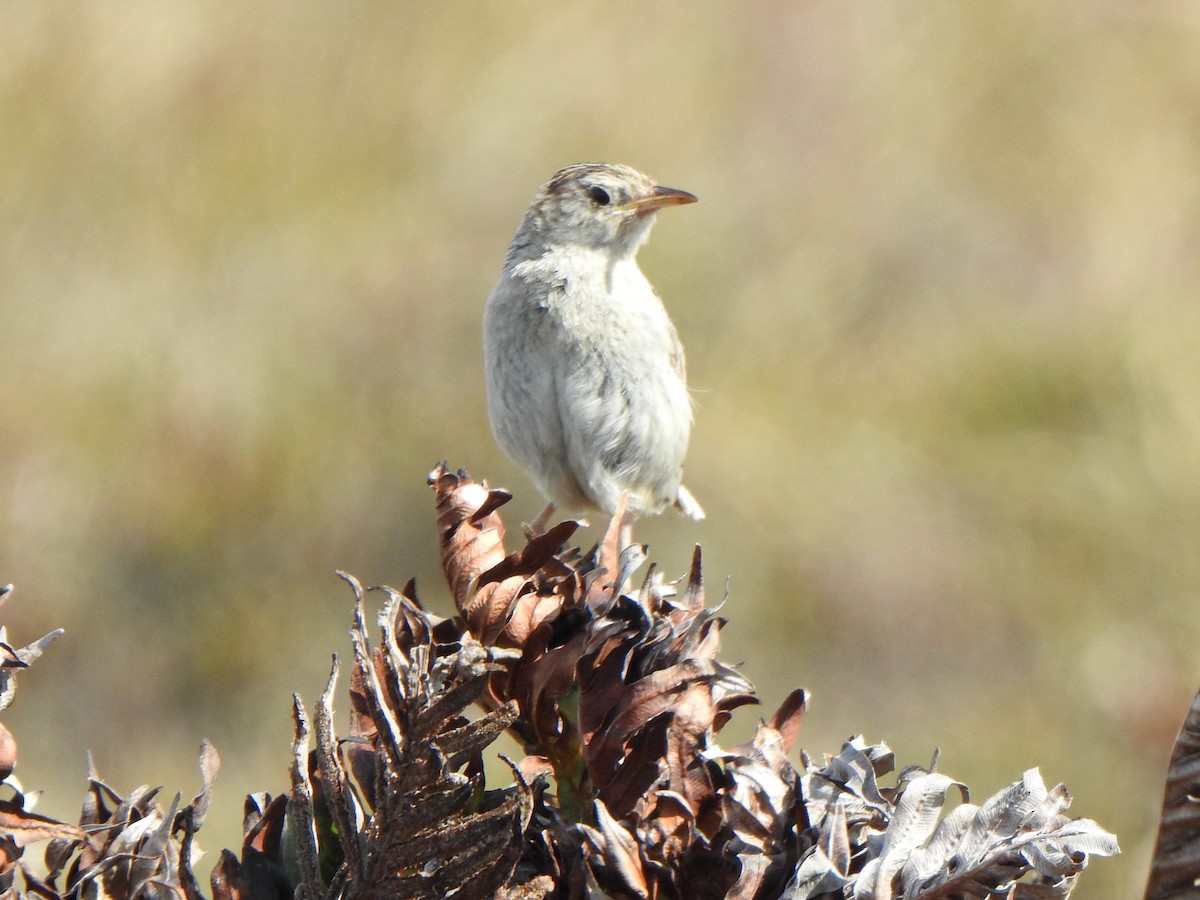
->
[3,3,1198,895]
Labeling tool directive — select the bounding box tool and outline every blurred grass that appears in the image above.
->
[2,3,1199,895]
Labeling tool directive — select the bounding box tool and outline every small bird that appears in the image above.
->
[483,162,703,544]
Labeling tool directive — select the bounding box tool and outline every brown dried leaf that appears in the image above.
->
[0,629,63,713]
[599,716,670,822]
[511,628,588,743]
[467,520,580,646]
[177,741,222,900]
[208,849,254,900]
[429,463,512,609]
[434,701,519,761]
[0,804,83,849]
[0,644,24,669]
[314,655,366,882]
[583,800,648,898]
[243,793,287,858]
[663,684,718,811]
[264,573,542,898]
[674,545,705,615]
[288,696,322,900]
[767,688,808,757]
[499,593,565,650]
[1145,684,1200,900]
[0,723,16,781]
[578,634,641,748]
[517,756,554,785]
[369,789,528,899]
[636,791,695,864]
[588,660,719,786]
[18,860,62,900]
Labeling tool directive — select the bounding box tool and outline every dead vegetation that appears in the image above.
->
[5,466,1183,898]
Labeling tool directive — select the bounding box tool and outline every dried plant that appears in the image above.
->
[1144,686,1200,900]
[413,465,1119,899]
[0,586,218,900]
[0,468,1130,898]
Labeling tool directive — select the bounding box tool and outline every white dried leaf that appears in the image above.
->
[782,845,852,899]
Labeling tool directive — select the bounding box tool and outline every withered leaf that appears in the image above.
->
[588,660,720,783]
[0,804,83,849]
[0,722,17,781]
[767,688,808,757]
[209,849,254,900]
[583,800,648,898]
[1145,684,1200,900]
[429,463,512,609]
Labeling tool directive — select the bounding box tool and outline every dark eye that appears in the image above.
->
[585,186,611,206]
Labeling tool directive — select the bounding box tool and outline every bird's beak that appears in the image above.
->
[620,185,698,215]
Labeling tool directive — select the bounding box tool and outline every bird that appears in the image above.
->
[483,162,703,546]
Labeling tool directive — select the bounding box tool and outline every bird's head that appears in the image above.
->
[522,162,697,258]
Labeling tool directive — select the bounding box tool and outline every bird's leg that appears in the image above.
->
[524,502,557,539]
[618,508,636,552]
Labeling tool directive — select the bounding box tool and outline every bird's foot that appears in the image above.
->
[523,502,558,540]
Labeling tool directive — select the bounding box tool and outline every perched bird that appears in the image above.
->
[483,162,703,544]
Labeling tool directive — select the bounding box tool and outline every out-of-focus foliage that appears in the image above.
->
[2,4,1198,897]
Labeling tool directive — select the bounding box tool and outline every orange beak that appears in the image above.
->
[619,185,698,215]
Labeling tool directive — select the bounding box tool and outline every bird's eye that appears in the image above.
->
[586,186,611,206]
